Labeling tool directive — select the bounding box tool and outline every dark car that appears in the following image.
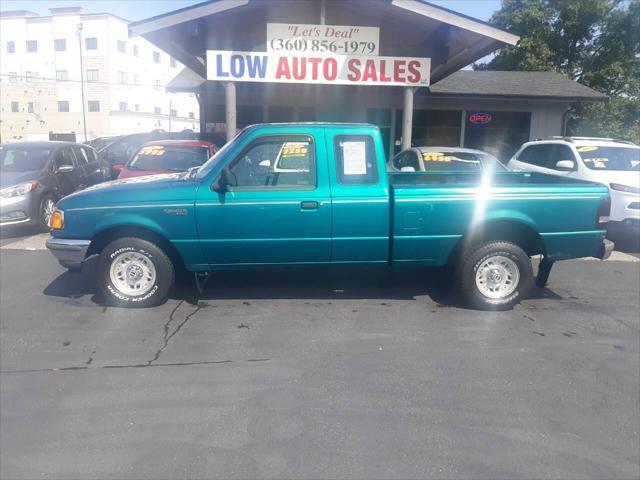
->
[0,142,109,229]
[84,135,123,152]
[99,130,198,178]
[117,140,217,179]
[390,146,508,173]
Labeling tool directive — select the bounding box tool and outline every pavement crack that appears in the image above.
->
[147,300,202,366]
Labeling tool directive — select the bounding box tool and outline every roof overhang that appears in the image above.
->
[131,0,519,86]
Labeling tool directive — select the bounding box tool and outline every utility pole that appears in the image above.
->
[168,98,172,132]
[77,23,88,142]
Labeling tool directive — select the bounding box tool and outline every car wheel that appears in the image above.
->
[38,194,56,231]
[459,241,533,310]
[98,237,174,308]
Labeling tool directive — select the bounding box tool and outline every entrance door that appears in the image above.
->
[195,132,331,266]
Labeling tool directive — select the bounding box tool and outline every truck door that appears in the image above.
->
[195,131,331,266]
[324,127,390,263]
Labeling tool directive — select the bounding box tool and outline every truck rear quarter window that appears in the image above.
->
[334,134,378,185]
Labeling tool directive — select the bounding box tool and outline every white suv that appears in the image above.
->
[508,137,640,235]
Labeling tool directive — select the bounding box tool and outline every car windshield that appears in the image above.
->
[578,146,640,171]
[128,145,211,172]
[0,145,51,172]
[419,150,507,172]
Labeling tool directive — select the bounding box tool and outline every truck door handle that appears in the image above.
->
[300,201,318,210]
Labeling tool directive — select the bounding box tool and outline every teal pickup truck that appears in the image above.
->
[46,123,613,310]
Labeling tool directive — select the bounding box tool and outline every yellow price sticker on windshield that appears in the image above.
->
[422,152,452,162]
[281,143,308,157]
[577,146,598,152]
[139,145,165,156]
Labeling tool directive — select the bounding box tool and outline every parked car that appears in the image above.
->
[84,135,123,152]
[0,141,109,229]
[116,140,217,179]
[507,137,640,235]
[99,130,199,178]
[390,146,508,172]
[46,123,612,310]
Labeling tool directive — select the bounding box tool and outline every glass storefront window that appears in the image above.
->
[464,111,531,162]
[411,109,462,148]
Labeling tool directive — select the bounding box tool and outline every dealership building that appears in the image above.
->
[129,0,606,161]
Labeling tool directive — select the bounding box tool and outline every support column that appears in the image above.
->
[198,86,207,137]
[225,82,237,142]
[401,86,414,150]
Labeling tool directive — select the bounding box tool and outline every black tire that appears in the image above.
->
[38,194,57,231]
[98,237,174,308]
[458,241,533,311]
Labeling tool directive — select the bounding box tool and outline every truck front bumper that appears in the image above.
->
[46,237,91,270]
[597,239,615,260]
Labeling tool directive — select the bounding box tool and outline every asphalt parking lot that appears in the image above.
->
[1,228,639,479]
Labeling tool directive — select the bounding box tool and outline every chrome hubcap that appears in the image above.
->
[475,255,520,299]
[42,199,55,225]
[109,251,156,296]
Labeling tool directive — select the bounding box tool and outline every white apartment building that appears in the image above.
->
[0,6,200,143]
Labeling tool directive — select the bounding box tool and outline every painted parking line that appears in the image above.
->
[0,233,50,251]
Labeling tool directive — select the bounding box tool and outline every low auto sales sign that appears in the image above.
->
[207,50,430,87]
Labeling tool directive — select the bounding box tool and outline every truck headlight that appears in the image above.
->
[49,208,64,230]
[0,180,38,198]
[610,183,640,194]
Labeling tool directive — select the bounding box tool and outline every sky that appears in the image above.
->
[0,0,502,22]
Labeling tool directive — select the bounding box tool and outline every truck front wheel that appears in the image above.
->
[98,237,174,308]
[459,241,533,310]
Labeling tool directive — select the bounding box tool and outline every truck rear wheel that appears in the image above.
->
[459,241,533,310]
[98,237,174,308]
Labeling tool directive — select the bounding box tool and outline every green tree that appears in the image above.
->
[476,0,640,143]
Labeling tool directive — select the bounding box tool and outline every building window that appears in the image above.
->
[88,101,100,112]
[133,45,139,57]
[188,112,194,119]
[58,101,69,112]
[11,102,19,113]
[86,69,99,82]
[85,37,97,50]
[464,111,532,160]
[7,41,15,53]
[170,57,177,68]
[56,70,68,82]
[26,40,37,52]
[27,102,34,113]
[8,72,17,83]
[134,104,140,111]
[117,40,126,53]
[152,51,160,63]
[119,102,127,111]
[154,106,161,115]
[154,79,161,90]
[133,74,139,85]
[170,109,178,117]
[54,39,66,51]
[117,71,127,84]
[25,71,32,83]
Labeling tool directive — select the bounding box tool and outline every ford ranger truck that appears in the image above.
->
[46,123,613,310]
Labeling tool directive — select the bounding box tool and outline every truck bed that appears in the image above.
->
[388,171,609,266]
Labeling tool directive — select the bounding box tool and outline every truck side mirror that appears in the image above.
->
[555,160,575,171]
[212,168,230,192]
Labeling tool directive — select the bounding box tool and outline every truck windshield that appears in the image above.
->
[196,129,247,180]
[0,145,51,172]
[128,145,210,172]
[578,146,640,171]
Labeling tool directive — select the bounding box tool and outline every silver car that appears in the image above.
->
[389,146,508,173]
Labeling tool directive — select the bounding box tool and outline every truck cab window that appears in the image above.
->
[227,137,315,189]
[334,135,378,185]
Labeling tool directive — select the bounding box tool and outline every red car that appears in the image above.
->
[116,140,217,179]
